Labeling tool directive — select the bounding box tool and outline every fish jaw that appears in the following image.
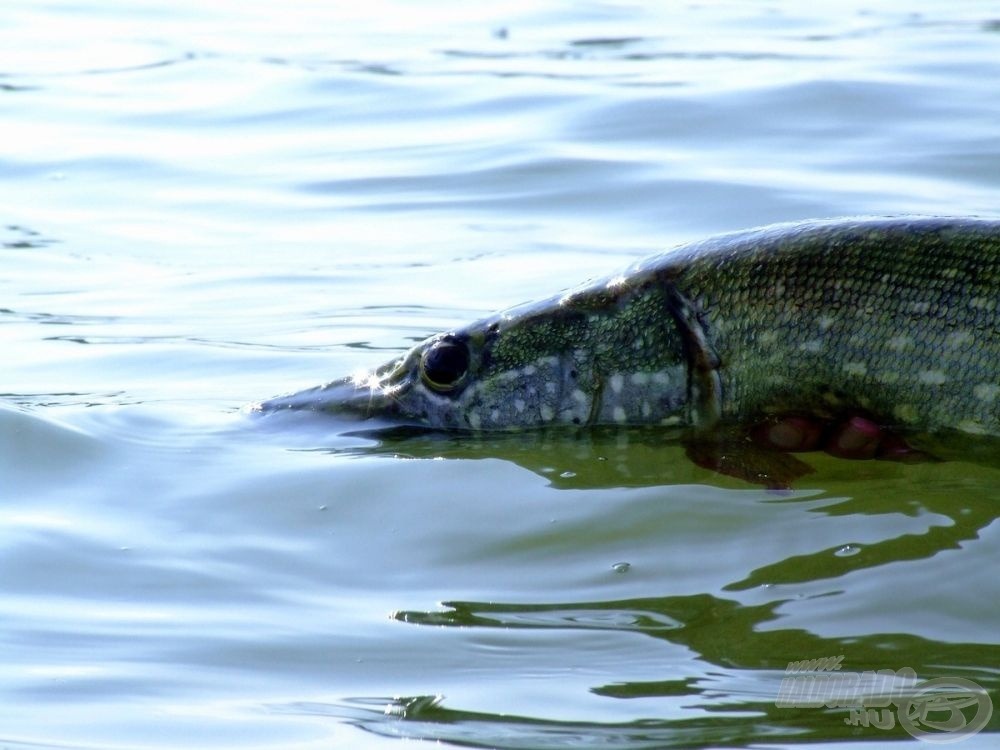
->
[253,373,405,422]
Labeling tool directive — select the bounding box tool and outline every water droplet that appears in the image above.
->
[611,561,631,574]
[835,544,861,557]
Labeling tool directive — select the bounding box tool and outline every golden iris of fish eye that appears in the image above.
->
[419,340,470,392]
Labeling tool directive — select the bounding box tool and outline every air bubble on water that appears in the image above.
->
[835,544,861,557]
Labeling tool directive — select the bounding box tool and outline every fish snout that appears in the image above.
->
[253,376,399,421]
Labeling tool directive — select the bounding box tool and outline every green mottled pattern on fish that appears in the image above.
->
[259,218,1000,438]
[645,219,1000,435]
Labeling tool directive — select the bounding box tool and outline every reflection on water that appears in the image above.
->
[286,692,810,749]
[304,423,1000,747]
[334,425,702,488]
[290,590,1000,747]
[248,413,1000,746]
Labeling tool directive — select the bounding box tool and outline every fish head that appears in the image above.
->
[258,288,691,431]
[257,301,590,429]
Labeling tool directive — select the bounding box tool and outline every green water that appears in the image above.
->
[2,1,999,748]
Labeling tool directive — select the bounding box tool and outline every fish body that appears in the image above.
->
[259,218,1000,440]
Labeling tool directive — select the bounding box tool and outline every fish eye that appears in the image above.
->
[420,337,470,392]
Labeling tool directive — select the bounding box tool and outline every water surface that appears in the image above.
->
[3,1,1000,747]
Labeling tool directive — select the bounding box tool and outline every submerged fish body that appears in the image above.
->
[259,218,1000,440]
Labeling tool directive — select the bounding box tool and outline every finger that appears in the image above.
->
[825,415,881,459]
[752,416,825,452]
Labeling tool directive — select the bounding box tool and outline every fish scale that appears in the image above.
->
[651,219,1000,434]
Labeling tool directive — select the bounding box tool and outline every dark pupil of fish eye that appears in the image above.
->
[424,341,469,386]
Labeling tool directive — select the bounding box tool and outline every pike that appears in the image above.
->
[257,218,1000,479]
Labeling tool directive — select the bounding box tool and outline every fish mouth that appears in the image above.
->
[252,375,402,421]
